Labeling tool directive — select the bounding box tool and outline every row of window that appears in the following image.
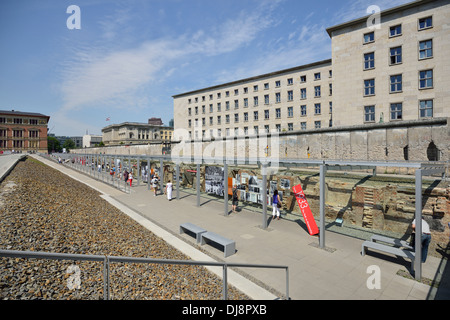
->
[188,103,332,128]
[0,118,41,125]
[363,16,432,44]
[188,120,328,139]
[363,39,433,71]
[187,71,332,105]
[363,69,433,96]
[363,99,434,123]
[0,140,42,148]
[0,129,40,138]
[187,85,332,116]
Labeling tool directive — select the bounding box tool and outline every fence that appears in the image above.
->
[0,249,289,300]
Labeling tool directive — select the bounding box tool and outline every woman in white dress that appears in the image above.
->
[165,180,173,201]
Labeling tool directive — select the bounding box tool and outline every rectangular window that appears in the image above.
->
[209,104,213,113]
[234,100,239,109]
[389,25,402,37]
[419,40,433,59]
[390,103,403,120]
[188,108,192,116]
[390,74,402,93]
[275,108,281,119]
[418,16,432,30]
[264,109,270,120]
[390,46,402,65]
[275,80,281,87]
[288,123,293,131]
[314,103,321,115]
[314,86,321,98]
[276,92,281,103]
[244,98,248,107]
[287,106,293,118]
[264,125,270,133]
[419,100,433,118]
[209,117,213,125]
[264,83,269,90]
[314,121,321,129]
[225,115,230,124]
[364,106,375,122]
[287,90,293,101]
[300,88,307,99]
[234,89,239,96]
[254,111,259,121]
[300,75,306,83]
[244,112,248,122]
[314,72,321,80]
[244,127,248,135]
[300,105,307,116]
[253,96,259,106]
[276,124,281,132]
[226,101,230,110]
[364,32,374,44]
[364,79,375,96]
[254,126,259,135]
[287,78,293,85]
[301,122,307,131]
[217,116,221,125]
[264,94,270,105]
[202,105,205,114]
[419,70,433,89]
[253,85,258,92]
[364,52,375,70]
[234,113,239,123]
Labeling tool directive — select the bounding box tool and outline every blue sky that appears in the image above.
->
[0,0,410,137]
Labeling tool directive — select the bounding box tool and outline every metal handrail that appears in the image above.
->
[0,249,289,300]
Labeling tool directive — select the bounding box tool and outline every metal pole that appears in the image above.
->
[223,264,228,300]
[160,158,164,195]
[137,157,140,187]
[414,169,422,281]
[224,163,228,216]
[262,164,268,229]
[147,158,151,191]
[319,164,326,249]
[176,164,180,200]
[285,267,289,300]
[196,163,200,207]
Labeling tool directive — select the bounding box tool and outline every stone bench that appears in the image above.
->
[200,232,236,258]
[370,234,413,250]
[362,235,415,264]
[180,223,207,244]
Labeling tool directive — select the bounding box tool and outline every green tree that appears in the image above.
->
[62,139,75,152]
[47,137,61,153]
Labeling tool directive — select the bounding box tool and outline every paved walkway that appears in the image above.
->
[3,154,450,300]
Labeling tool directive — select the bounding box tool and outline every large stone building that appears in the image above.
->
[172,0,449,162]
[0,109,50,154]
[102,122,173,147]
[328,0,450,127]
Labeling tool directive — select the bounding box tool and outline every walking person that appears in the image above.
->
[128,171,133,187]
[165,180,173,201]
[272,189,281,220]
[151,174,159,196]
[232,185,239,213]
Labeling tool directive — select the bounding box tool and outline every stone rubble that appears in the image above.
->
[0,158,249,300]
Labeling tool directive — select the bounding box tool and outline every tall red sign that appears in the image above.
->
[292,184,319,236]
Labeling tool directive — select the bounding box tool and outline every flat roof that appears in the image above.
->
[172,59,332,99]
[326,0,438,37]
[102,122,174,132]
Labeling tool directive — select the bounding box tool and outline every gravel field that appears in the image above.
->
[0,157,249,300]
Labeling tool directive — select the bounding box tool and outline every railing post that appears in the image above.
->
[223,264,228,300]
[285,267,289,300]
[104,256,110,300]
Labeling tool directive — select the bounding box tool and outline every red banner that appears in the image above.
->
[292,184,319,236]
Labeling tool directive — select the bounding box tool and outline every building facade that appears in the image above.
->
[173,0,449,149]
[102,122,173,147]
[0,110,50,154]
[327,0,450,128]
[173,60,333,139]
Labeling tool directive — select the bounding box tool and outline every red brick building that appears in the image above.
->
[0,110,50,154]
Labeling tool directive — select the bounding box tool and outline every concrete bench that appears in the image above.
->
[362,240,415,263]
[370,234,413,250]
[201,232,236,258]
[180,223,207,244]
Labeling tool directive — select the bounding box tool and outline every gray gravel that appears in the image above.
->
[0,157,249,300]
